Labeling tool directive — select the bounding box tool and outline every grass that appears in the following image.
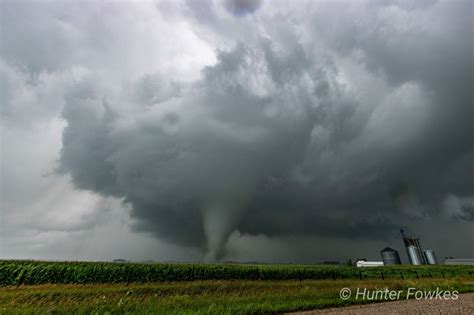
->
[1,260,473,314]
[2,260,473,285]
[1,278,473,314]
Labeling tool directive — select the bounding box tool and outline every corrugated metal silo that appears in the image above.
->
[407,245,423,265]
[413,238,426,264]
[423,249,438,265]
[401,229,428,265]
[380,247,402,265]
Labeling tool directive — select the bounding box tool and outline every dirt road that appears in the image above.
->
[289,292,474,315]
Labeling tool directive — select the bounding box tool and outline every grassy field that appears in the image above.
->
[1,260,473,314]
[2,278,474,314]
[2,260,473,285]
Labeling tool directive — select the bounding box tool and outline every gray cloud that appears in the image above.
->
[224,0,263,16]
[2,0,473,262]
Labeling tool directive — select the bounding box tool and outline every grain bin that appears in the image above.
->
[423,249,438,265]
[407,245,423,265]
[380,247,402,265]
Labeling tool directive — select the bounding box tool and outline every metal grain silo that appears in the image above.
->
[400,229,427,265]
[380,247,402,265]
[413,238,426,264]
[407,245,423,265]
[423,249,438,265]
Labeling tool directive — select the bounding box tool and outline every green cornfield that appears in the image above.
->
[1,260,473,286]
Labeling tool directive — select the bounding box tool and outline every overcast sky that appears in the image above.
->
[1,0,473,263]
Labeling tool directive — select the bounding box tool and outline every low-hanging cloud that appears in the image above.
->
[58,0,472,261]
[2,0,472,262]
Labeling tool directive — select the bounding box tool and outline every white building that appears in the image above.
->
[444,258,474,265]
[356,260,384,268]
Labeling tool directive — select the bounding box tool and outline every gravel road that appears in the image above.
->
[289,292,474,315]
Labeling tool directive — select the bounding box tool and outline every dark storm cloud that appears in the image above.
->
[2,0,472,262]
[58,0,473,260]
[59,41,327,259]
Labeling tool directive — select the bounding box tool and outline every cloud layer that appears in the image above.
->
[1,0,473,261]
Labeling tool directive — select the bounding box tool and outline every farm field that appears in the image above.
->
[1,260,473,314]
[2,260,473,285]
